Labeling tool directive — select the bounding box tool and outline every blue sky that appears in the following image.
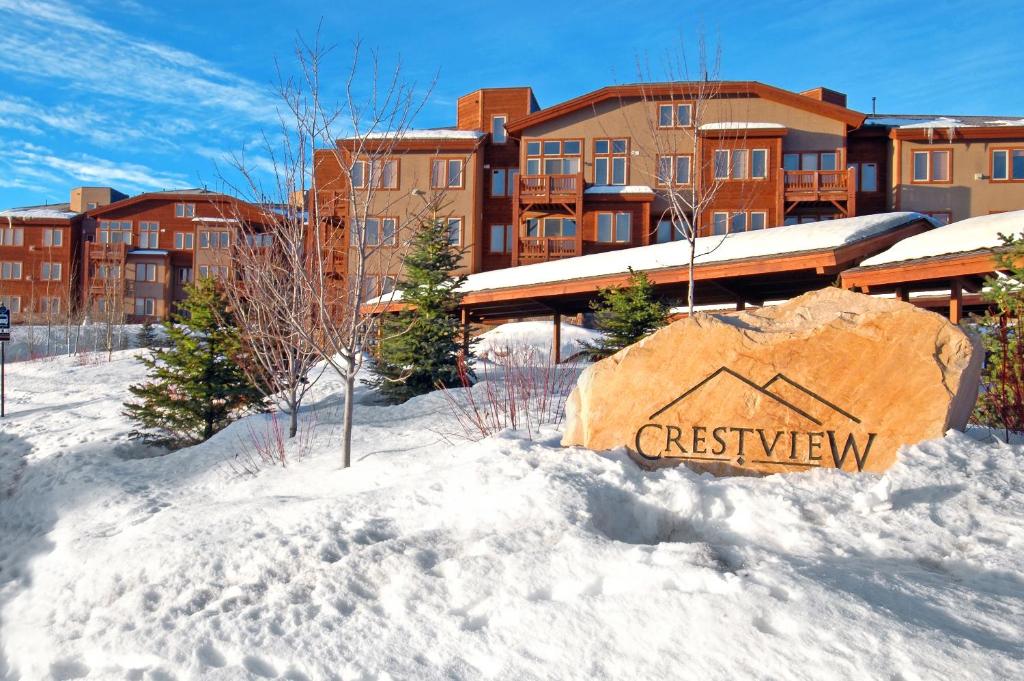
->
[1,0,1021,209]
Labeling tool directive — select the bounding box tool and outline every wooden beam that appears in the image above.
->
[895,285,910,302]
[553,311,562,365]
[950,278,963,324]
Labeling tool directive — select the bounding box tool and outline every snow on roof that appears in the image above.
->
[865,114,1024,129]
[128,249,169,256]
[698,122,786,131]
[192,217,240,223]
[356,129,485,141]
[369,212,928,305]
[583,185,654,195]
[859,210,1024,268]
[0,204,77,220]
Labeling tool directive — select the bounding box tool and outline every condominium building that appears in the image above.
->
[314,81,1024,287]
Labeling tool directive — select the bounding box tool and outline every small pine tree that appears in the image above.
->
[137,320,158,348]
[372,213,470,403]
[583,267,668,360]
[124,277,264,449]
[974,231,1024,433]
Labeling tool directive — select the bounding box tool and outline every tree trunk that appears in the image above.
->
[341,356,355,468]
[288,404,298,439]
[688,247,696,315]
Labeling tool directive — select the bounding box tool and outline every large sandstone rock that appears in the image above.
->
[563,287,982,475]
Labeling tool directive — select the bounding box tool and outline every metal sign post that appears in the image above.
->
[0,304,9,418]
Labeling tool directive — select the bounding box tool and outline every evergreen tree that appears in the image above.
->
[583,267,668,360]
[124,277,264,448]
[137,320,158,348]
[372,213,470,403]
[974,232,1024,433]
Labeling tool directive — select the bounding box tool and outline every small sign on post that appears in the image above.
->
[0,304,8,418]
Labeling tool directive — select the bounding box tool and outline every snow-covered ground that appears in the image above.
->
[475,321,601,362]
[1,324,164,363]
[1,338,1023,680]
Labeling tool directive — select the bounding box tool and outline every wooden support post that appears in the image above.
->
[461,307,470,357]
[895,285,910,302]
[553,311,562,365]
[736,300,746,311]
[949,278,963,324]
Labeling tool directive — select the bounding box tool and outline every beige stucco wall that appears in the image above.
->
[895,139,1024,221]
[354,148,481,282]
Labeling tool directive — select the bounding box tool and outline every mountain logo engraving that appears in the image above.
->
[633,367,876,472]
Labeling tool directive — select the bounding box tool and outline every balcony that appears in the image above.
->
[517,236,580,263]
[517,173,583,204]
[783,168,854,202]
[87,241,128,260]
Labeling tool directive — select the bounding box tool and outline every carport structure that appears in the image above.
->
[370,212,936,362]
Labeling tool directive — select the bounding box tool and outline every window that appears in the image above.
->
[992,149,1024,181]
[99,221,132,245]
[524,139,581,175]
[751,149,768,179]
[712,210,768,235]
[447,217,463,246]
[41,262,61,280]
[537,217,576,238]
[174,232,194,250]
[42,229,63,247]
[199,231,210,249]
[431,159,464,189]
[174,203,195,218]
[657,219,688,243]
[0,296,20,313]
[135,263,157,282]
[490,168,519,197]
[139,221,159,248]
[656,155,692,186]
[593,139,629,185]
[784,151,840,172]
[178,267,192,283]
[87,202,98,210]
[715,148,767,181]
[95,264,120,280]
[361,218,398,247]
[596,212,631,243]
[39,297,60,315]
[912,149,951,183]
[351,160,366,188]
[491,115,507,144]
[848,162,879,192]
[381,276,397,296]
[244,234,273,247]
[657,102,693,127]
[134,297,156,316]
[1,227,23,246]
[219,231,229,249]
[198,265,209,278]
[489,225,513,253]
[1,262,22,279]
[369,159,399,189]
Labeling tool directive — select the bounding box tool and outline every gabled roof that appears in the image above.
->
[505,81,866,133]
[86,190,237,217]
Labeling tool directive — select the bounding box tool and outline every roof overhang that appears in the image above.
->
[890,126,1024,141]
[506,81,865,134]
[335,137,484,153]
[840,249,1005,292]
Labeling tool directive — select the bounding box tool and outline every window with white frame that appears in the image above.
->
[178,267,192,283]
[174,232,194,249]
[41,262,61,280]
[491,115,507,144]
[524,217,577,238]
[751,149,768,179]
[524,139,581,175]
[0,296,20,313]
[244,234,273,247]
[490,168,519,197]
[992,148,1024,181]
[1,227,23,246]
[134,297,156,316]
[912,149,951,183]
[656,218,688,243]
[366,159,399,189]
[784,151,839,172]
[657,102,693,127]
[489,224,513,253]
[134,263,157,282]
[42,229,63,247]
[447,217,463,246]
[198,265,209,278]
[39,297,60,314]
[99,220,132,244]
[431,159,464,189]
[596,212,631,243]
[1,261,22,279]
[139,221,159,248]
[174,203,195,218]
[593,139,629,185]
[711,210,767,235]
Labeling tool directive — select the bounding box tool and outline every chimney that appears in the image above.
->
[800,87,847,108]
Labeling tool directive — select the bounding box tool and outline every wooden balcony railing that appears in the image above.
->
[518,173,583,203]
[517,236,579,261]
[783,168,853,199]
[87,241,128,260]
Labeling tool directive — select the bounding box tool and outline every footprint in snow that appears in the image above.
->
[242,655,278,678]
